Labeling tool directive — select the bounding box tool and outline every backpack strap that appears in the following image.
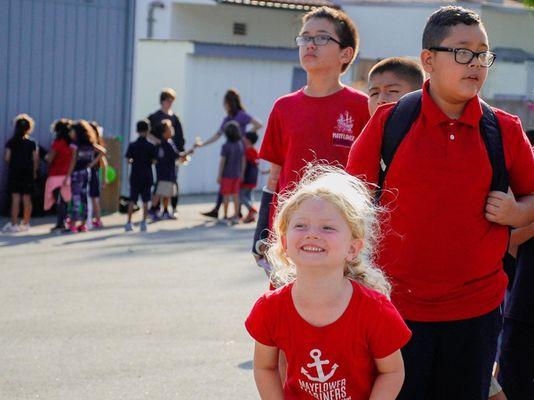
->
[377,90,422,200]
[479,100,509,192]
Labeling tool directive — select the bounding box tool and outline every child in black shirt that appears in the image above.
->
[2,114,38,233]
[125,120,157,232]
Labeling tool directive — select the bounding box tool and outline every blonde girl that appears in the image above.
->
[245,164,411,400]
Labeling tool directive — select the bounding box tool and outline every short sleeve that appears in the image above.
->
[241,110,253,127]
[259,103,284,167]
[366,296,411,359]
[501,115,534,196]
[245,295,276,346]
[346,105,393,186]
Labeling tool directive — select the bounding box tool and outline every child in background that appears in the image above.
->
[196,88,262,219]
[367,57,425,115]
[2,114,38,233]
[44,119,77,232]
[245,165,411,399]
[125,120,157,232]
[68,120,106,233]
[240,131,259,223]
[218,121,244,224]
[88,121,107,228]
[152,120,180,220]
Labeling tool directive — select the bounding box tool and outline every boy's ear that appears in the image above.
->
[420,49,434,74]
[340,47,355,66]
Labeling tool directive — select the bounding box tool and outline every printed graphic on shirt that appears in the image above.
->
[332,112,355,148]
[299,349,349,399]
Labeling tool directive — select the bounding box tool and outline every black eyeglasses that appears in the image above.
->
[295,35,341,47]
[429,47,496,67]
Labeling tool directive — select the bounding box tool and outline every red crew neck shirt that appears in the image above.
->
[346,81,534,322]
[48,139,76,176]
[246,280,411,400]
[260,86,370,195]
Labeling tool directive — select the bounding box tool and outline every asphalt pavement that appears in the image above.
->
[0,195,267,400]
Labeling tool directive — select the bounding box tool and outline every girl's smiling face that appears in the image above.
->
[283,197,362,273]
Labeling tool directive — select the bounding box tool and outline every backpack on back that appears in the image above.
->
[377,89,509,201]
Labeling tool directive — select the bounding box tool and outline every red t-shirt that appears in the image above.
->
[260,86,370,195]
[245,280,411,400]
[346,81,534,322]
[48,139,76,176]
[241,146,259,189]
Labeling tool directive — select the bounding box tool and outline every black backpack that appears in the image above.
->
[377,90,509,200]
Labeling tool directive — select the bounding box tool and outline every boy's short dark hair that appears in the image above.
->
[303,6,358,72]
[159,88,177,103]
[245,131,258,145]
[136,119,150,133]
[423,6,483,50]
[369,57,425,90]
[223,121,242,143]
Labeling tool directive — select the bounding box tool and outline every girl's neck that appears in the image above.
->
[304,73,344,97]
[161,106,172,115]
[293,269,348,305]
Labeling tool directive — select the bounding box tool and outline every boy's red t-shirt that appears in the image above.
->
[48,139,76,176]
[260,86,369,195]
[246,280,411,400]
[346,81,534,322]
[241,147,259,189]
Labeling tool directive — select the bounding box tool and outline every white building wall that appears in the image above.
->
[132,40,194,140]
[483,61,529,99]
[171,3,303,47]
[342,4,460,59]
[181,54,300,194]
[482,6,534,54]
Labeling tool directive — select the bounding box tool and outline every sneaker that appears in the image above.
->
[78,224,88,233]
[230,216,240,225]
[148,209,161,221]
[161,211,177,220]
[139,221,147,232]
[69,225,78,233]
[124,222,133,232]
[242,210,257,224]
[18,223,30,232]
[50,225,65,234]
[201,209,219,219]
[92,219,103,229]
[2,222,20,233]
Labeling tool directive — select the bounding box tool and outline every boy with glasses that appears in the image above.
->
[252,6,369,266]
[346,6,534,400]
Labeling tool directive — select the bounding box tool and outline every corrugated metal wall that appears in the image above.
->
[0,0,135,209]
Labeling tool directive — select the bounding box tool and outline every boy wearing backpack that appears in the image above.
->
[346,6,534,400]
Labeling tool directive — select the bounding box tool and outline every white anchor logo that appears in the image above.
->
[301,349,339,383]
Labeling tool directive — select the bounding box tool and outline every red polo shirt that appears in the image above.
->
[346,81,534,322]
